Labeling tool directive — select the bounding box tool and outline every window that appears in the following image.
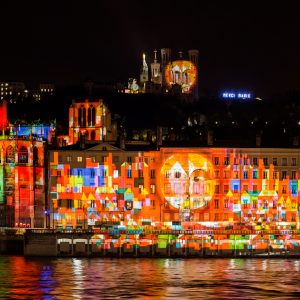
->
[138,185,144,193]
[253,157,258,165]
[214,199,219,209]
[214,157,219,165]
[214,170,220,178]
[175,171,181,178]
[233,185,239,193]
[113,184,118,191]
[150,184,156,194]
[243,171,248,179]
[88,105,96,126]
[224,199,229,208]
[263,171,268,179]
[252,200,257,209]
[6,146,15,163]
[18,146,28,164]
[91,200,96,208]
[291,171,297,180]
[272,157,277,166]
[224,157,229,165]
[282,158,287,166]
[263,157,268,166]
[224,185,229,193]
[291,184,297,195]
[273,172,278,179]
[224,170,229,179]
[253,185,258,192]
[77,169,83,177]
[243,185,248,192]
[214,185,220,194]
[214,213,219,221]
[127,168,132,178]
[113,170,118,178]
[127,156,132,163]
[165,171,170,178]
[67,156,72,162]
[282,186,287,194]
[67,199,73,209]
[138,169,143,178]
[90,169,95,178]
[150,169,156,179]
[282,171,287,179]
[291,158,297,166]
[78,106,86,127]
[253,170,258,179]
[77,156,82,162]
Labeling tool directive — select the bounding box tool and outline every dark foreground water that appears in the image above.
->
[0,257,300,299]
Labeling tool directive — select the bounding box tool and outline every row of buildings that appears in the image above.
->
[0,81,54,103]
[1,99,300,230]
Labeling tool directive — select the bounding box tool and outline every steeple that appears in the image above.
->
[151,49,162,85]
[142,53,148,73]
[154,49,158,63]
[140,53,149,85]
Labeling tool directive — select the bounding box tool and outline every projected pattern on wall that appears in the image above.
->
[50,149,300,229]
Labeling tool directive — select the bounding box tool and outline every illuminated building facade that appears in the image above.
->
[49,146,300,230]
[68,99,117,145]
[0,100,47,228]
[0,136,46,228]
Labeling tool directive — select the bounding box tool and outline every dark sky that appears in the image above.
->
[0,1,299,97]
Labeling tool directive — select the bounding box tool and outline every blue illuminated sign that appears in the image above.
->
[222,92,252,100]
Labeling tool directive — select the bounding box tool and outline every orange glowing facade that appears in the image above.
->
[68,99,117,145]
[49,146,300,230]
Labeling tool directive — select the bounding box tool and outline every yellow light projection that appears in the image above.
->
[159,153,215,210]
[164,60,197,93]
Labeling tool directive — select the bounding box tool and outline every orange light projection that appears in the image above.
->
[164,60,197,93]
[159,153,215,210]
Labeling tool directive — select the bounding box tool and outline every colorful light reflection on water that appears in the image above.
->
[0,256,300,299]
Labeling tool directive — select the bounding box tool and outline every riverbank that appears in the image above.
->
[1,228,300,258]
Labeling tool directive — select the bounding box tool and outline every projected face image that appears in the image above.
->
[159,153,215,210]
[165,60,197,93]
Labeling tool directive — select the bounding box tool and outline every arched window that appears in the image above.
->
[18,146,28,164]
[6,145,15,163]
[91,130,96,140]
[88,105,96,127]
[78,106,87,127]
[33,147,38,166]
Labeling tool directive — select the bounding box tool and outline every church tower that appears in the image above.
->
[161,48,171,91]
[150,49,162,85]
[140,53,149,86]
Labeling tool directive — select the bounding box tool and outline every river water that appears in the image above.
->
[0,256,300,299]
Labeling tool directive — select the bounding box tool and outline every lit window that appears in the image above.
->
[113,170,118,178]
[150,184,156,193]
[77,156,82,162]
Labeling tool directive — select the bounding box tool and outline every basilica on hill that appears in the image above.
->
[127,48,199,102]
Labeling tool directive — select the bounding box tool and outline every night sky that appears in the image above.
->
[0,1,299,97]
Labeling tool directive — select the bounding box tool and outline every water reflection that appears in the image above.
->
[0,257,300,299]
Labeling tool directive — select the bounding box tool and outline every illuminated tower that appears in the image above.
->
[188,49,199,100]
[140,53,149,86]
[161,48,171,91]
[150,49,162,85]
